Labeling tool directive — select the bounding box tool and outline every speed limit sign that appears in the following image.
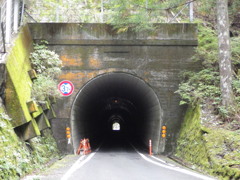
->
[58,80,74,96]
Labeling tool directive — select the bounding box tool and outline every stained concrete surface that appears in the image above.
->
[29,23,200,154]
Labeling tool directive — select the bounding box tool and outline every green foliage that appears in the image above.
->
[26,0,240,35]
[30,41,62,102]
[108,0,154,32]
[233,79,240,108]
[30,42,62,77]
[27,129,60,169]
[193,0,239,29]
[233,79,240,95]
[176,24,240,118]
[0,112,12,123]
[31,75,61,102]
[176,69,221,106]
[0,134,59,179]
[192,24,218,69]
[26,0,191,31]
[228,0,240,25]
[0,110,31,179]
[27,0,108,22]
[107,0,196,32]
[0,110,59,179]
[231,37,240,73]
[195,0,216,20]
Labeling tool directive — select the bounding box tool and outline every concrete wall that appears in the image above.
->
[3,25,56,140]
[29,23,199,154]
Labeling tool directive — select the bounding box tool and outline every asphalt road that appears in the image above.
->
[59,133,214,180]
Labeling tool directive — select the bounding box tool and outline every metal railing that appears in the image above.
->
[0,0,6,53]
[0,0,24,54]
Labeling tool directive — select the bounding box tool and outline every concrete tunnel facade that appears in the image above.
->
[28,23,199,154]
[71,72,163,153]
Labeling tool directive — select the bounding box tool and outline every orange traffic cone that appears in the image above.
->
[76,138,92,155]
[76,140,83,155]
[86,139,91,154]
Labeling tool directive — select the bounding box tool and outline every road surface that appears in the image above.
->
[23,133,215,180]
[62,133,213,180]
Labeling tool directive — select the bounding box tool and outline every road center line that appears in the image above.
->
[130,144,215,180]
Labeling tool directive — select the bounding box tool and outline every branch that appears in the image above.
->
[24,10,38,23]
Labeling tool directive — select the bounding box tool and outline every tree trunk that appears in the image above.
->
[216,0,234,107]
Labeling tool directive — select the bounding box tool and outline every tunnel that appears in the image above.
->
[70,72,163,153]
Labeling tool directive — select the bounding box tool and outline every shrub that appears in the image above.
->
[30,41,62,78]
[31,75,61,102]
[30,41,62,102]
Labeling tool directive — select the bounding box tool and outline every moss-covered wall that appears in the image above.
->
[0,25,60,179]
[4,25,57,140]
[175,105,240,180]
[5,26,33,127]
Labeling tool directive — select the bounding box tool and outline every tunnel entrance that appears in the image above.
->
[70,72,163,153]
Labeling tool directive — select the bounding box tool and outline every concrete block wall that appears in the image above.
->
[2,25,56,140]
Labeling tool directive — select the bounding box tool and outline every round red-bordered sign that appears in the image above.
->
[58,80,74,96]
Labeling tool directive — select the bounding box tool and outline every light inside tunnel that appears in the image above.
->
[112,122,120,131]
[70,72,163,153]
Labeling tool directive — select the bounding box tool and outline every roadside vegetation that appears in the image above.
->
[0,106,59,179]
[176,23,240,128]
[30,41,62,103]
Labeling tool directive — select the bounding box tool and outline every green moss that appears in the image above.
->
[5,74,28,127]
[29,129,60,165]
[175,105,210,169]
[5,26,33,127]
[32,105,43,118]
[204,129,240,179]
[175,105,240,179]
[30,118,41,137]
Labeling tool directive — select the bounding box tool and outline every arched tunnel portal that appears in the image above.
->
[71,72,163,153]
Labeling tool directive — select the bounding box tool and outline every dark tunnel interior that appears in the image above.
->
[71,72,163,153]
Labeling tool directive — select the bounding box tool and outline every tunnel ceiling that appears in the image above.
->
[71,72,163,153]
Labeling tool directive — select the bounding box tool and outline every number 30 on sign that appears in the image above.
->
[58,80,74,96]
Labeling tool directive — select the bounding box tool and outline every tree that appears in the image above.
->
[216,0,234,107]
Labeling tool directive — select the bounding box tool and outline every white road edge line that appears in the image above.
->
[61,154,94,180]
[130,144,215,180]
[150,155,176,167]
[61,146,101,180]
[150,155,167,163]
